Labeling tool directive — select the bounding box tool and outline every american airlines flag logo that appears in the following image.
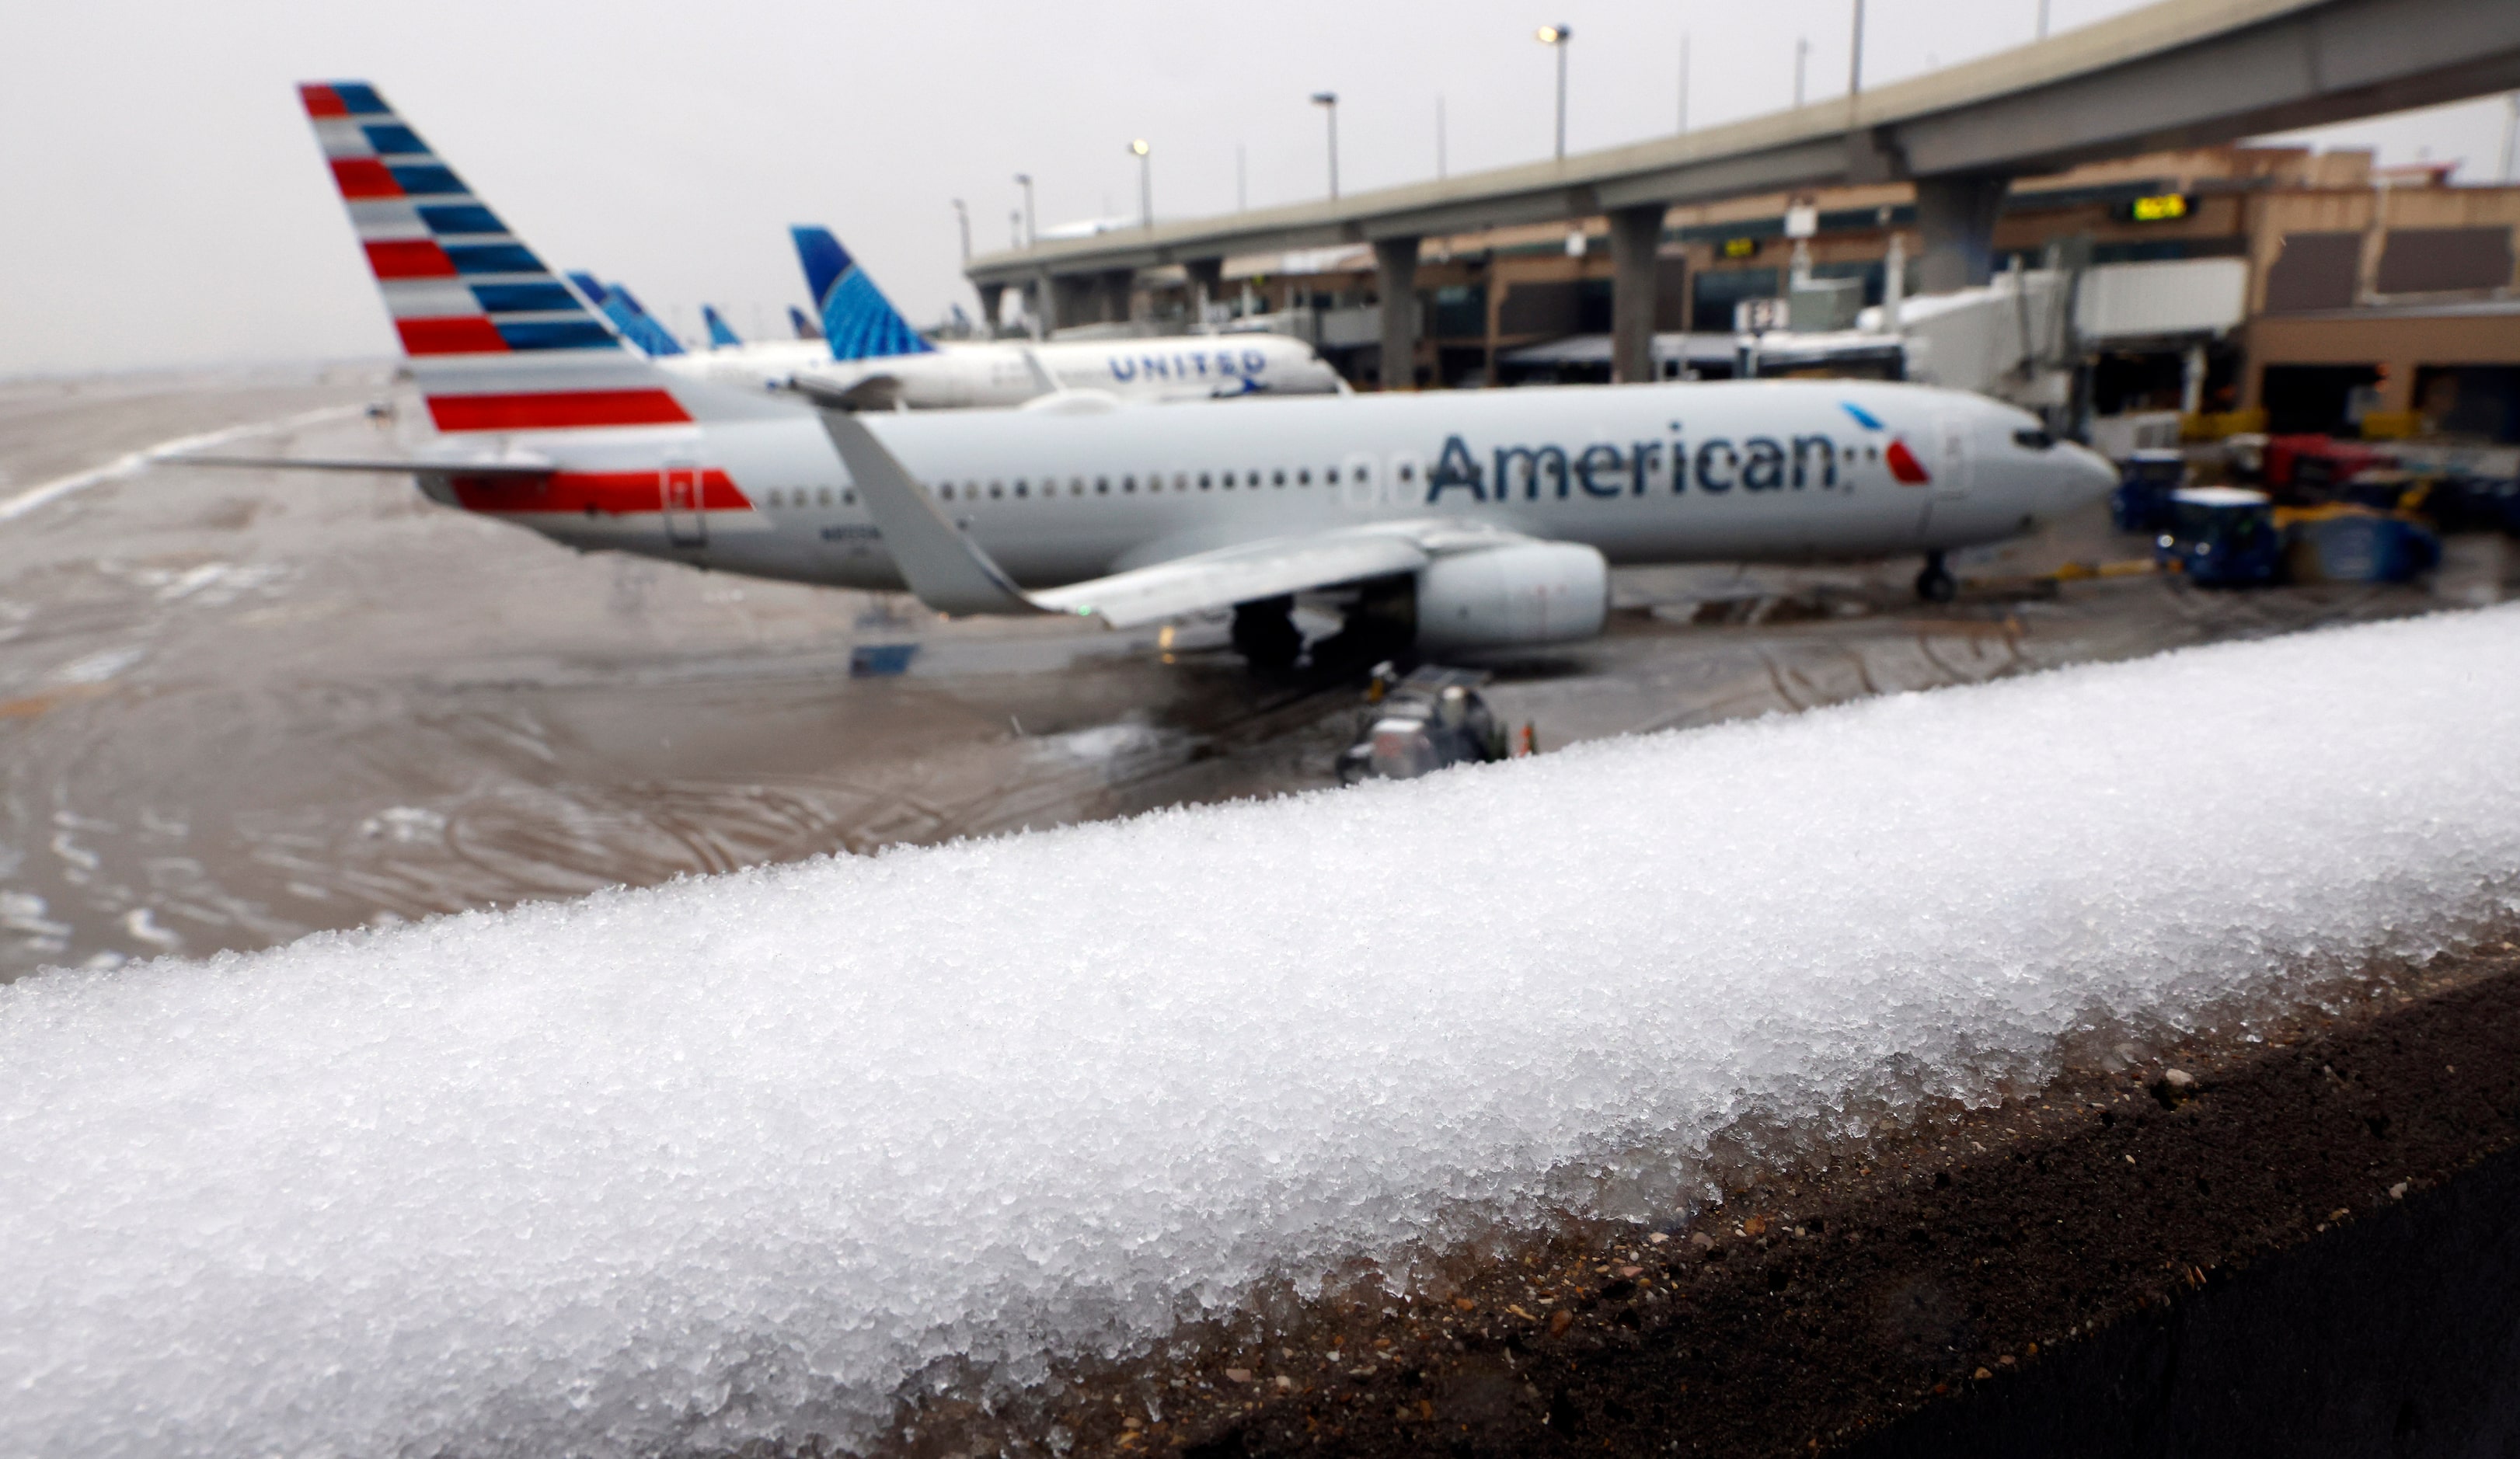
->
[300,82,691,433]
[1840,401,1933,485]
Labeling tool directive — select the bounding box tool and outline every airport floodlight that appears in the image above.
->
[1130,141,1152,231]
[1013,173,1035,249]
[1535,26,1572,160]
[1311,92,1340,200]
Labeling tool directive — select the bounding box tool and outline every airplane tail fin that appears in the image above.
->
[565,272,685,357]
[789,225,936,361]
[702,305,743,349]
[605,280,687,357]
[298,81,765,432]
[788,305,824,341]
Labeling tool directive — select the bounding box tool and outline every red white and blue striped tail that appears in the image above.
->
[299,81,713,435]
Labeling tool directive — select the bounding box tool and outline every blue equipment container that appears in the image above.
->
[849,642,919,677]
[2281,509,2442,584]
[2111,449,2187,534]
[2155,488,2285,587]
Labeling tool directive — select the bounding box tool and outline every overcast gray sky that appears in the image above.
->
[2,0,2511,378]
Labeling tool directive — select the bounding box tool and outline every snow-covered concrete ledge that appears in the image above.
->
[5,608,2518,1458]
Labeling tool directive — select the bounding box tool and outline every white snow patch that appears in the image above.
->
[1040,718,1173,763]
[358,805,448,844]
[5,608,2520,1458]
[50,646,145,686]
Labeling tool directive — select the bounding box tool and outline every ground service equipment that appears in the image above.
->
[1337,666,1507,784]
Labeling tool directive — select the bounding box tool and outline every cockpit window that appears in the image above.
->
[2013,428,2055,450]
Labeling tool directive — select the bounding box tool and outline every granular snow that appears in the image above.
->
[4,607,2518,1457]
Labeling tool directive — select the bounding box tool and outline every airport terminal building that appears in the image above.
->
[1104,145,2517,445]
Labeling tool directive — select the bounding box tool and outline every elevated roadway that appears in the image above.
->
[967,0,2520,385]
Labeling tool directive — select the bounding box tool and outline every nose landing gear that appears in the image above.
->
[1915,552,1957,604]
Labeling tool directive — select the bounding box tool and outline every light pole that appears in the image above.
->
[1311,92,1339,200]
[2037,0,2051,40]
[1678,35,1691,133]
[1013,174,1035,249]
[2504,92,2520,183]
[1535,26,1572,160]
[1130,139,1152,231]
[951,198,970,263]
[1795,37,1810,107]
[1849,0,1866,96]
[1009,210,1023,250]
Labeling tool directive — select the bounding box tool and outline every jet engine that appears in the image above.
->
[1413,541,1609,651]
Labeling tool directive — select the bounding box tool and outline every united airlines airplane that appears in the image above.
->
[667,225,1345,407]
[224,82,2114,666]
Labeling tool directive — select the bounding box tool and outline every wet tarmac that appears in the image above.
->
[2,368,2505,980]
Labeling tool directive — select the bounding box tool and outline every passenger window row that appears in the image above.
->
[748,447,1881,511]
[757,462,1395,510]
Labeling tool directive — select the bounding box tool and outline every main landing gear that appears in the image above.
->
[1230,596,1305,670]
[1915,551,1957,604]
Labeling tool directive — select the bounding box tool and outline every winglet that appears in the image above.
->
[803,401,1049,618]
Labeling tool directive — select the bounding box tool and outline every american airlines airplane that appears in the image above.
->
[238,82,2114,666]
[666,225,1346,407]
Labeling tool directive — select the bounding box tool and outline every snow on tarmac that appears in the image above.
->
[5,608,2518,1457]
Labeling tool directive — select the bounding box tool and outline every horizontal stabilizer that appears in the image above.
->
[797,373,904,413]
[162,454,555,479]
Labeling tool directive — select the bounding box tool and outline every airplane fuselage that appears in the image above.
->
[670,333,1343,406]
[427,379,2114,596]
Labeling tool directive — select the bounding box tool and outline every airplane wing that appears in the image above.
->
[811,403,1518,628]
[1027,531,1427,628]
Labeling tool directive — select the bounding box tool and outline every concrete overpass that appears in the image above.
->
[965,0,2520,385]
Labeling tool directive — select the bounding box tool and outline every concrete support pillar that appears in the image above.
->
[975,282,1006,336]
[1914,172,2010,294]
[1608,204,1667,385]
[1098,269,1137,325]
[1372,236,1420,392]
[1043,272,1093,333]
[1184,257,1224,327]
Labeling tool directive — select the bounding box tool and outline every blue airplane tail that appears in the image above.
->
[567,272,684,357]
[789,226,935,361]
[702,305,743,349]
[788,305,824,341]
